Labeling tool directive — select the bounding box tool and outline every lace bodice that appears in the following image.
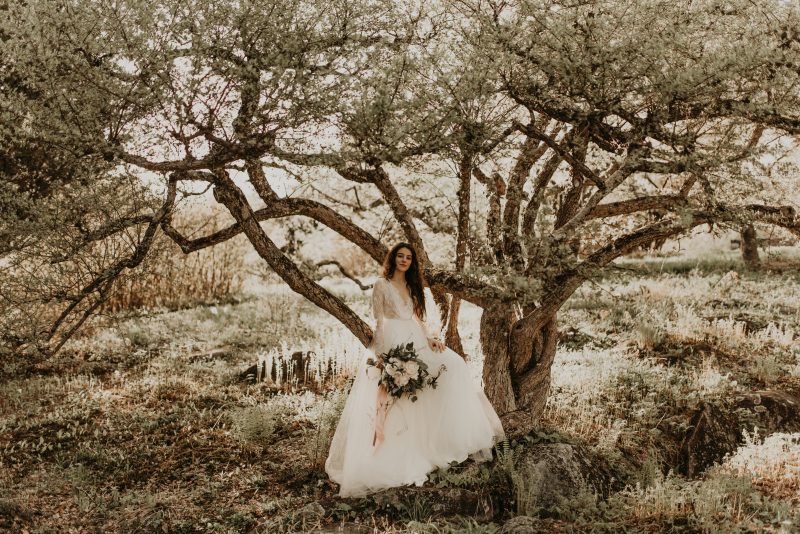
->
[371,277,436,351]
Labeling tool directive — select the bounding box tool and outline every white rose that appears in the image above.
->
[404,361,419,377]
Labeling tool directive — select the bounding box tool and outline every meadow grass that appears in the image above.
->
[1,250,799,532]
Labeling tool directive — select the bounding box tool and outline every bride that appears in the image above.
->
[325,242,505,497]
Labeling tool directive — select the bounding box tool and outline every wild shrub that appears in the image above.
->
[722,430,800,504]
[304,385,350,470]
[634,323,664,350]
[230,402,296,447]
[491,437,540,517]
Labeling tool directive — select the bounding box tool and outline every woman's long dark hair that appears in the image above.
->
[382,242,426,320]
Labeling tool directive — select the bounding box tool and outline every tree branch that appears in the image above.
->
[50,214,155,264]
[45,176,176,352]
[517,121,605,189]
[210,171,374,347]
[474,166,506,262]
[502,135,544,265]
[550,147,641,240]
[515,202,800,343]
[425,268,505,308]
[162,196,388,263]
[587,195,688,220]
[371,166,431,266]
[521,150,563,245]
[316,260,372,290]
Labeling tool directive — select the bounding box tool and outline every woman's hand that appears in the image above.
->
[427,337,445,353]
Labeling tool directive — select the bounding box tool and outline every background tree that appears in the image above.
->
[3,0,799,434]
[445,0,800,425]
[0,0,166,357]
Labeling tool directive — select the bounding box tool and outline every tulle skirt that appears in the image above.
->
[325,318,505,497]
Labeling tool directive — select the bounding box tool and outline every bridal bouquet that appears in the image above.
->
[367,342,445,402]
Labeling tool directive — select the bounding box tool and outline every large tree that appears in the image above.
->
[442,0,800,425]
[3,0,799,432]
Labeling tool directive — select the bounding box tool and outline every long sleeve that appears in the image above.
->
[370,279,390,447]
[415,287,442,340]
[369,279,386,352]
[413,309,438,340]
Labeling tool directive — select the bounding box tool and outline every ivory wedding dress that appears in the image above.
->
[325,277,505,497]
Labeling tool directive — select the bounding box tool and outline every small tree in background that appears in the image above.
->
[740,224,761,270]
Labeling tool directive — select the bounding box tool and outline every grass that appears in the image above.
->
[1,249,799,532]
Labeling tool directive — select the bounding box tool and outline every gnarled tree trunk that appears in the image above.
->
[480,303,518,415]
[513,315,558,425]
[480,302,559,433]
[445,297,466,357]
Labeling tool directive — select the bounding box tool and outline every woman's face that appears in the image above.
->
[395,247,413,273]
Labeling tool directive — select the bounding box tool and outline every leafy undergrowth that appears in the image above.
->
[2,252,800,532]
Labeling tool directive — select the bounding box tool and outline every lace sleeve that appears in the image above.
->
[369,279,386,352]
[415,287,442,340]
[413,309,439,340]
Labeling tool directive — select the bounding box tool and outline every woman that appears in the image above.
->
[325,242,505,497]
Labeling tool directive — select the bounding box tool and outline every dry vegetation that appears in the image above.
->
[1,248,799,533]
[102,209,248,313]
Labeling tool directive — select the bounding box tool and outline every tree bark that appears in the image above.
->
[445,154,472,357]
[740,224,760,270]
[473,167,505,263]
[445,297,465,357]
[480,303,518,416]
[480,302,559,433]
[514,315,558,424]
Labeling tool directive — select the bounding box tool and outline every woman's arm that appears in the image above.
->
[371,278,391,447]
[369,278,386,353]
[414,311,445,352]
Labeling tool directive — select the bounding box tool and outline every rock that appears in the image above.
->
[511,442,612,512]
[500,411,537,438]
[737,390,800,433]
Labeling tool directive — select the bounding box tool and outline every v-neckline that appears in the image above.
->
[387,279,412,309]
